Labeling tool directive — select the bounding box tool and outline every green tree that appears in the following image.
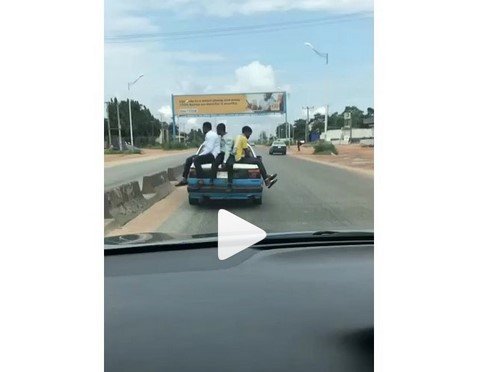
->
[275,123,293,138]
[293,118,307,140]
[187,128,203,146]
[327,112,345,130]
[258,130,268,144]
[341,106,364,128]
[105,98,164,147]
[310,113,326,136]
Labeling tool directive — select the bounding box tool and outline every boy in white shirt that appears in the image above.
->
[176,121,219,186]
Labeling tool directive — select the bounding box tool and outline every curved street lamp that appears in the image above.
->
[127,74,144,147]
[304,42,329,139]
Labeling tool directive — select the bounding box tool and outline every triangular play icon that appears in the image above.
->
[217,209,267,260]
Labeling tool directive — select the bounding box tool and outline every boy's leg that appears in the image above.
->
[239,157,277,187]
[193,153,215,178]
[210,152,225,181]
[176,155,196,186]
[240,157,267,180]
[226,155,235,185]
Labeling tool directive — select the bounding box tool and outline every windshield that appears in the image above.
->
[104,1,373,241]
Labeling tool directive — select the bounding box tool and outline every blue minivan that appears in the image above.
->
[187,143,264,205]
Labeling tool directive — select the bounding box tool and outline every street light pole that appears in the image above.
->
[302,106,314,143]
[116,98,123,151]
[304,42,329,139]
[127,74,144,147]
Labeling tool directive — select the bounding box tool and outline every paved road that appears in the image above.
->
[157,147,373,235]
[104,151,194,190]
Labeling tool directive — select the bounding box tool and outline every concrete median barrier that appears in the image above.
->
[105,171,177,234]
[142,171,169,194]
[142,170,174,205]
[104,181,148,221]
[167,164,183,181]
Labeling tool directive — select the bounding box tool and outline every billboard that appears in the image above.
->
[173,92,285,117]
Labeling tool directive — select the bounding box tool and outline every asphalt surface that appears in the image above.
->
[158,146,373,235]
[104,151,194,190]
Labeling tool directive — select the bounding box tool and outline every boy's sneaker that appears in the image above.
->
[175,179,188,187]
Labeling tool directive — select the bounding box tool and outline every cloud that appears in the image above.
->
[229,61,277,92]
[158,105,172,120]
[313,106,327,115]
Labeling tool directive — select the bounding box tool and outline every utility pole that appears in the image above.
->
[116,98,123,151]
[159,113,164,144]
[304,43,329,139]
[127,74,144,147]
[324,104,329,140]
[105,101,112,148]
[302,106,314,143]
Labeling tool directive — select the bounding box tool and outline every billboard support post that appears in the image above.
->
[284,92,289,141]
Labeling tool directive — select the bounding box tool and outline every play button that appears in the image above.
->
[218,209,266,260]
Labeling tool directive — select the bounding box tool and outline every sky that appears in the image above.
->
[104,0,373,138]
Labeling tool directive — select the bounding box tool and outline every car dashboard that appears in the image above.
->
[105,235,373,372]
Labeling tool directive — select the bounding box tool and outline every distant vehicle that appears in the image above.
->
[269,140,287,155]
[187,144,264,205]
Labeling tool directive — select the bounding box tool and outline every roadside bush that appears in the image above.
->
[313,140,338,155]
[104,148,142,155]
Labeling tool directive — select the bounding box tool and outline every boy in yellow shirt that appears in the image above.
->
[226,126,277,188]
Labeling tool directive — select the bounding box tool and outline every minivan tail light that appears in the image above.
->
[248,169,261,178]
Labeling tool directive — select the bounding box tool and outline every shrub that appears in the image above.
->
[104,148,142,155]
[313,140,338,155]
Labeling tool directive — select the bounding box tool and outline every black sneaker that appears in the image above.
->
[266,173,277,181]
[175,179,188,187]
[266,179,278,189]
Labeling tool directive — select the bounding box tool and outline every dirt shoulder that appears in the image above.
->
[288,144,374,177]
[104,148,193,168]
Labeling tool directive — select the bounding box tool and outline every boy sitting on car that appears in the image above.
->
[210,123,228,183]
[175,121,219,186]
[226,126,277,189]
